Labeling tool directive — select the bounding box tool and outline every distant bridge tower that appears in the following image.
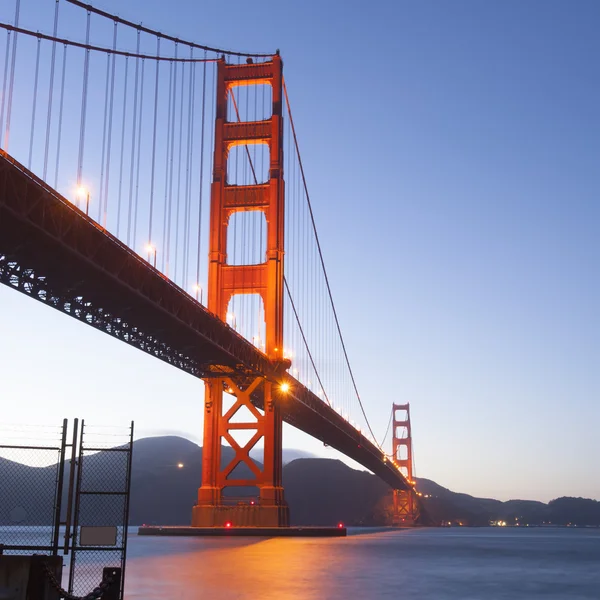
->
[193,55,290,527]
[392,403,420,525]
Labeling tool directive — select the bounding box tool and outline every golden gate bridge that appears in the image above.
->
[0,0,419,528]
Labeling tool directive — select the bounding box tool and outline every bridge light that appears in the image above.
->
[280,382,290,393]
[337,522,344,529]
[224,521,232,528]
[192,284,203,303]
[75,185,91,215]
[145,243,157,268]
[177,463,184,468]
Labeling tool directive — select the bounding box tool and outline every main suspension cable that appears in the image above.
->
[283,78,383,449]
[65,0,275,58]
[0,23,219,63]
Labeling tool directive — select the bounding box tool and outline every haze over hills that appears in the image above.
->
[1,436,598,527]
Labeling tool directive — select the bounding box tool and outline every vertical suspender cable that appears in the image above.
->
[76,10,91,189]
[0,30,11,145]
[28,35,41,170]
[3,0,21,151]
[54,43,67,189]
[133,57,145,252]
[102,21,118,229]
[174,49,186,284]
[116,55,129,238]
[195,54,207,295]
[166,50,179,276]
[127,29,141,247]
[148,37,161,248]
[43,0,60,180]
[97,52,111,222]
[161,58,174,272]
[183,49,195,289]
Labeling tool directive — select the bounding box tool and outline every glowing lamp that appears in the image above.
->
[224,521,232,528]
[76,185,88,199]
[280,382,290,393]
[337,522,344,529]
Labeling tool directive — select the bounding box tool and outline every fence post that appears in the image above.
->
[102,567,122,600]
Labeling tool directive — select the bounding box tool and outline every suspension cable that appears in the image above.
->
[75,9,91,189]
[0,30,11,143]
[43,0,60,180]
[283,279,332,406]
[127,30,141,247]
[28,35,41,169]
[101,20,118,228]
[3,0,21,151]
[64,0,274,58]
[283,78,383,449]
[379,407,394,451]
[148,38,161,248]
[53,43,67,189]
[116,55,129,238]
[195,54,207,293]
[229,81,330,404]
[0,23,218,63]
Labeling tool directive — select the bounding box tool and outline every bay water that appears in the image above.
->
[123,527,600,599]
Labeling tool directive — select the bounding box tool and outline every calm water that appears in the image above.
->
[122,527,600,599]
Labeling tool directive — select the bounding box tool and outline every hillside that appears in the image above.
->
[1,436,598,527]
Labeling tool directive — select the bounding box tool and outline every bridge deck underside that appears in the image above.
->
[0,151,410,492]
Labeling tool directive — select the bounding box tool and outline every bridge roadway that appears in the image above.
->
[0,150,411,493]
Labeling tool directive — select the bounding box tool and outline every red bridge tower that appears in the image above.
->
[392,403,420,525]
[192,55,289,527]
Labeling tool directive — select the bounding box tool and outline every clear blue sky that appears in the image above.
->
[1,0,599,502]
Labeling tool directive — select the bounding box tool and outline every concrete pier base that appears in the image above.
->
[191,503,289,528]
[138,525,346,537]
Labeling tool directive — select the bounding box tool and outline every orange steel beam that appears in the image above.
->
[193,56,289,527]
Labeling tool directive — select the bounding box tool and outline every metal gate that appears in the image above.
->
[68,421,134,599]
[0,419,73,556]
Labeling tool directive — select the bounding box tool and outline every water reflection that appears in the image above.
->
[83,528,600,599]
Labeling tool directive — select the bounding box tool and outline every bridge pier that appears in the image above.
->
[392,489,419,526]
[193,376,289,528]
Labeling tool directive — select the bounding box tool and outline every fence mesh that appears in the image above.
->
[69,423,133,598]
[0,423,64,554]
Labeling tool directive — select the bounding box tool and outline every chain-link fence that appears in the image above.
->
[68,422,133,600]
[0,419,132,599]
[0,421,67,555]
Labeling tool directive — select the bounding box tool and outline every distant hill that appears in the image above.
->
[416,478,600,527]
[1,436,598,527]
[251,448,316,465]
